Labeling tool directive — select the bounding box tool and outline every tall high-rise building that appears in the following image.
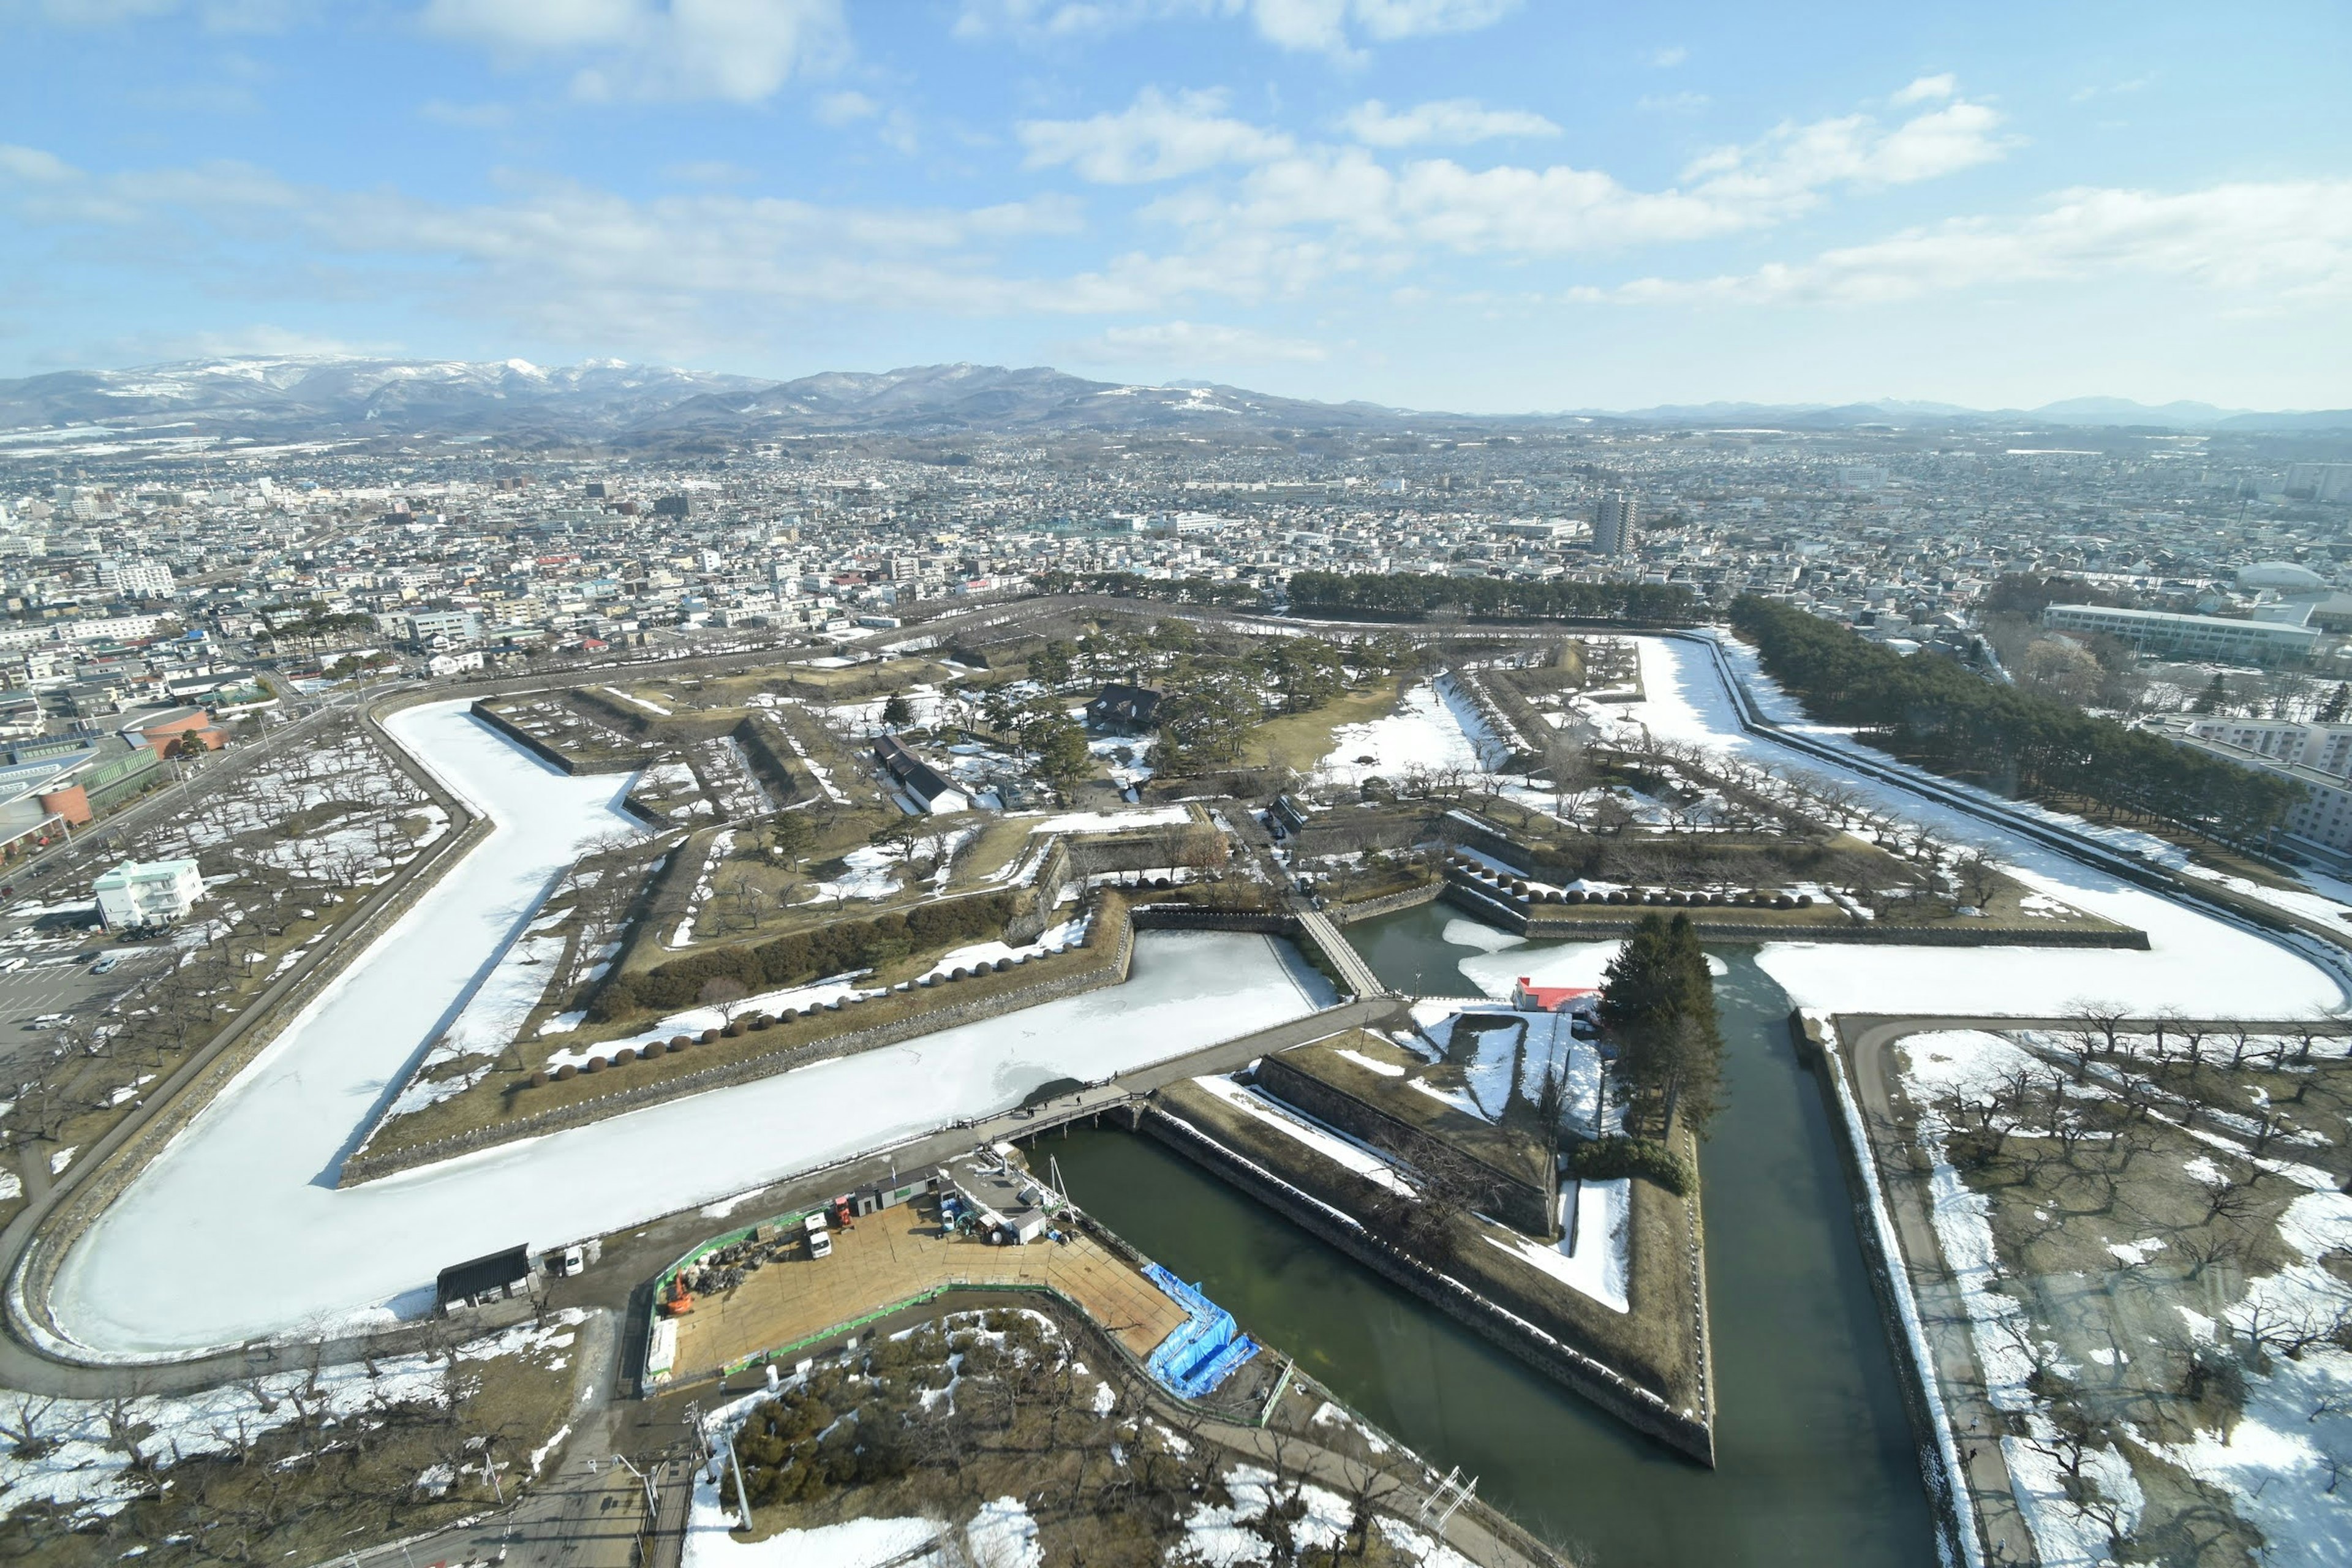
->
[1593,491,1640,556]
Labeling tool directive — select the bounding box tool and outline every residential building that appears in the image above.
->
[1594,491,1639,557]
[93,858,204,929]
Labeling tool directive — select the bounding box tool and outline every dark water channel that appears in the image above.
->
[1047,903,1936,1566]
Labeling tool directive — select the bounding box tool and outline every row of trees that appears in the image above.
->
[1730,597,2302,848]
[1598,913,1725,1136]
[1287,571,1699,624]
[592,891,1020,1018]
[1030,570,1267,608]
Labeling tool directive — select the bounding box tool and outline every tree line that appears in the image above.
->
[591,891,1019,1019]
[1730,596,2302,848]
[1598,912,1725,1143]
[1287,571,1698,624]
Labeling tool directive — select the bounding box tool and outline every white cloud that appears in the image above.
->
[1154,83,2018,261]
[421,0,848,104]
[954,0,1513,57]
[1678,89,2014,203]
[814,88,877,124]
[418,99,516,130]
[0,144,78,183]
[1583,179,2352,308]
[1638,91,1709,114]
[1892,73,1958,105]
[1063,318,1327,364]
[1339,97,1558,147]
[1020,88,1294,183]
[1650,44,1686,67]
[36,0,311,28]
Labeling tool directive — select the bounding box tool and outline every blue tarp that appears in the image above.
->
[1142,1262,1259,1398]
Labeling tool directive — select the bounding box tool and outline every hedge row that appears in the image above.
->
[592,892,1020,1020]
[1572,1134,1697,1196]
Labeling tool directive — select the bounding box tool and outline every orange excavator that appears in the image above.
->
[661,1273,696,1317]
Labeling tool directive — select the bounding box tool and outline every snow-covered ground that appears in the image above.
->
[1485,1178,1629,1314]
[1314,679,1496,789]
[47,703,1332,1358]
[1574,636,2346,1019]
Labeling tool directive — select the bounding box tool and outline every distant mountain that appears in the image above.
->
[0,356,772,439]
[1,355,2344,444]
[636,362,1412,437]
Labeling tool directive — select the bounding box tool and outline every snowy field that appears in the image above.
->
[1314,677,1501,789]
[47,703,1330,1357]
[1579,636,2348,1020]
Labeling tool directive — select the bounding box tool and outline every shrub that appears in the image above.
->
[584,1057,606,1074]
[613,1047,635,1065]
[555,1064,576,1081]
[669,1035,692,1050]
[1573,1135,1695,1195]
[700,1028,720,1043]
[529,1071,548,1087]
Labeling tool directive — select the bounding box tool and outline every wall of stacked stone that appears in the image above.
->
[1252,1054,1554,1234]
[336,913,1140,1186]
[467,698,635,777]
[1141,1105,1715,1466]
[1326,880,1444,925]
[1439,873,2149,949]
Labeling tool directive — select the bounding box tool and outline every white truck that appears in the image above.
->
[804,1212,832,1259]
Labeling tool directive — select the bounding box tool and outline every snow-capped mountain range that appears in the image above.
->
[0,355,2343,442]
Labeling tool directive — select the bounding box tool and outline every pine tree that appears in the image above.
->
[1599,913,1727,1138]
[2322,683,2351,725]
[2192,673,2231,715]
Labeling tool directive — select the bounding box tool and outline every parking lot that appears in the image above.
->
[0,905,176,1083]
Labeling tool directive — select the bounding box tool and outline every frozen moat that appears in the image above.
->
[45,701,1330,1358]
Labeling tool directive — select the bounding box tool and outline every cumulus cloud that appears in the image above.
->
[420,0,847,104]
[955,0,1514,56]
[1020,87,1295,183]
[1152,84,2018,260]
[1581,179,2352,307]
[1062,318,1327,364]
[1893,73,1958,105]
[1338,97,1558,147]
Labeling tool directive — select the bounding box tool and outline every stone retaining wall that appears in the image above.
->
[337,914,1140,1186]
[1140,1104,1716,1466]
[1252,1054,1554,1234]
[1325,879,1443,925]
[467,698,635,777]
[1800,1011,1982,1567]
[1441,877,2151,949]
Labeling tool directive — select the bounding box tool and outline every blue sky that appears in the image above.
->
[1,0,2346,410]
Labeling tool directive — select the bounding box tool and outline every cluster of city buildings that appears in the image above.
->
[1,417,2348,859]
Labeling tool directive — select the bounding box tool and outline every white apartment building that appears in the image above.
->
[92,858,204,930]
[2172,717,2352,778]
[2042,603,2320,665]
[99,557,176,598]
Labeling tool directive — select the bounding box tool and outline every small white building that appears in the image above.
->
[93,858,204,929]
